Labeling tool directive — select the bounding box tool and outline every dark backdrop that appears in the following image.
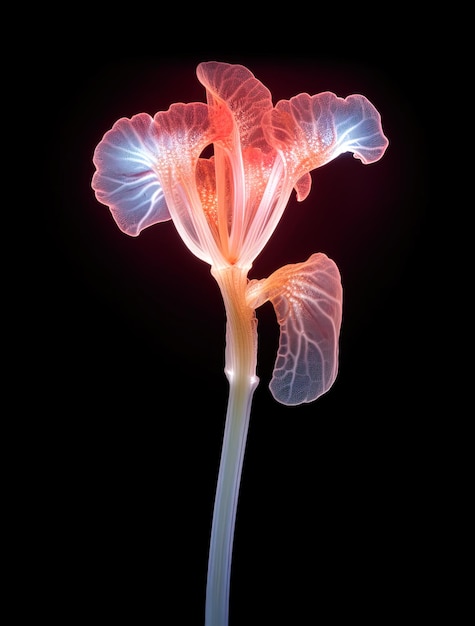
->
[31,27,439,625]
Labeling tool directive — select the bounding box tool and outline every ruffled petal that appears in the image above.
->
[92,113,171,236]
[247,253,342,405]
[262,91,389,182]
[196,61,274,153]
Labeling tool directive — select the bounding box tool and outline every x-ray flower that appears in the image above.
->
[92,61,388,626]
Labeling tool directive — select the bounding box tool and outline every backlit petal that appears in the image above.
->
[247,253,342,405]
[151,101,234,265]
[92,113,170,236]
[195,156,219,239]
[262,92,389,183]
[196,62,282,265]
[196,61,274,152]
[293,173,312,202]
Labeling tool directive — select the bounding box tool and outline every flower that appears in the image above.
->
[92,61,388,272]
[92,61,389,626]
[92,61,388,405]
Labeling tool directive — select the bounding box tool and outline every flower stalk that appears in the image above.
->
[205,266,259,626]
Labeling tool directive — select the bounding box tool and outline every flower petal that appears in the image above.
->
[262,92,389,182]
[151,102,234,265]
[293,172,312,202]
[92,113,171,236]
[196,61,274,152]
[196,62,280,266]
[247,253,342,405]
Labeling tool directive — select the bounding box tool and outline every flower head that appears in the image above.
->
[92,61,388,271]
[92,61,388,407]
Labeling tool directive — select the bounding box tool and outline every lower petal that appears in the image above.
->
[248,253,343,405]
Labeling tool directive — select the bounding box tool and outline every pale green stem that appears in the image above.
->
[205,266,259,626]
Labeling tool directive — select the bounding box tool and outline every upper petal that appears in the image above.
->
[196,61,274,153]
[262,91,389,182]
[92,113,171,236]
[92,101,235,264]
[196,62,283,266]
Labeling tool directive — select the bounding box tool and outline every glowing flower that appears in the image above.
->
[92,61,388,625]
[92,61,387,269]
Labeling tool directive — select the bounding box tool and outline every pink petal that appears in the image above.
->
[255,253,343,405]
[92,113,171,236]
[262,91,389,181]
[150,102,233,262]
[152,101,232,181]
[293,173,312,202]
[196,61,274,153]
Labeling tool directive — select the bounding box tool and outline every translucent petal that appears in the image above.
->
[262,91,389,182]
[92,113,171,236]
[196,62,279,266]
[196,61,274,152]
[330,93,390,164]
[252,253,343,405]
[151,102,234,265]
[293,172,312,202]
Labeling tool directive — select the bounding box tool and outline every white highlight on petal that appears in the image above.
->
[92,114,171,236]
[247,252,343,405]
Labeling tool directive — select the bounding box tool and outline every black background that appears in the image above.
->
[27,19,444,625]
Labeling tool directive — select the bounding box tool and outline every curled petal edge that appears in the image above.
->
[262,91,389,183]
